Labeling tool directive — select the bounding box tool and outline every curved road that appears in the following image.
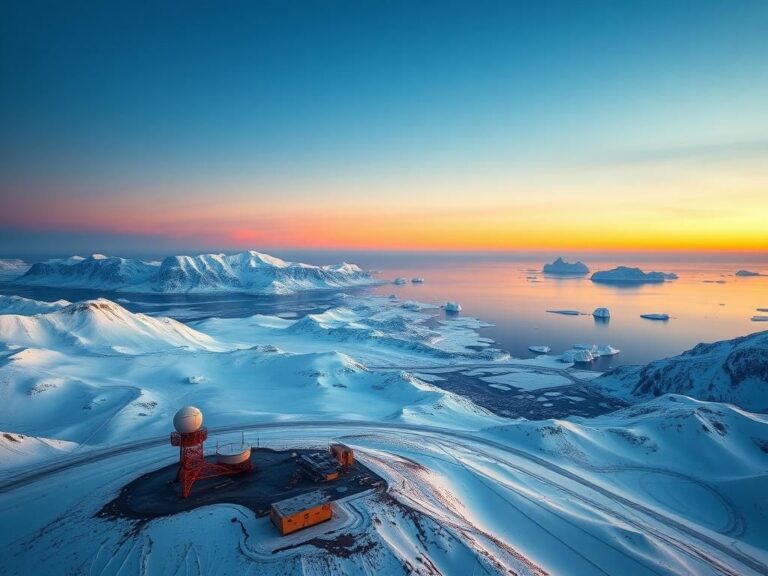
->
[0,420,764,576]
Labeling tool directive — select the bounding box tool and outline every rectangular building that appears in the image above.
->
[298,452,340,482]
[330,443,354,467]
[270,490,332,535]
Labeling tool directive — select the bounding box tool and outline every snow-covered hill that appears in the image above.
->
[14,251,375,294]
[0,299,223,354]
[594,330,768,411]
[0,295,70,315]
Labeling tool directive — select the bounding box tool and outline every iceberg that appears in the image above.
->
[591,266,678,284]
[597,345,620,356]
[394,277,407,285]
[561,348,595,363]
[542,257,589,275]
[641,313,670,321]
[528,345,551,354]
[444,301,462,313]
[736,269,762,277]
[592,307,610,319]
[751,316,768,322]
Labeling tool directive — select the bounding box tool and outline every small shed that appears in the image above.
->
[270,490,332,535]
[330,443,354,467]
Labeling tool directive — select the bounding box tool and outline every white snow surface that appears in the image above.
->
[1,294,767,576]
[14,250,376,294]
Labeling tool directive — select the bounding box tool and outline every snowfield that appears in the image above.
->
[0,292,766,575]
[13,250,377,294]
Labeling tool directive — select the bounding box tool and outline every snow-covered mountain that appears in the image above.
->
[19,254,157,290]
[594,330,768,411]
[14,251,375,294]
[0,298,223,354]
[0,295,70,316]
[591,266,678,284]
[0,258,31,281]
[150,251,373,294]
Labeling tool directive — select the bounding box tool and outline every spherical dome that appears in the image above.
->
[593,307,611,319]
[173,406,203,433]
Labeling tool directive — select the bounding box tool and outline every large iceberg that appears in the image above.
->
[542,257,590,275]
[591,266,678,284]
[736,269,762,277]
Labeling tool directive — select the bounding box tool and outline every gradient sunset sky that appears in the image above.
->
[1,1,767,257]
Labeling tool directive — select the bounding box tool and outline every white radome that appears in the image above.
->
[173,406,203,433]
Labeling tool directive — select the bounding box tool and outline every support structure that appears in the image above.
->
[170,426,251,498]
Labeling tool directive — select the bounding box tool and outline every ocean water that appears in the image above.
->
[366,259,767,368]
[1,254,766,369]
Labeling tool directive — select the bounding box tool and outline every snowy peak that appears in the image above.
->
[15,250,373,294]
[595,330,768,411]
[0,298,222,354]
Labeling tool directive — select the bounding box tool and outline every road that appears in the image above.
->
[0,420,765,576]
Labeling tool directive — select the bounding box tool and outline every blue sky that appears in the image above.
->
[1,0,767,257]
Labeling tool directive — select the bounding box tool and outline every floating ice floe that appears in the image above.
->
[528,345,551,354]
[641,313,670,321]
[401,301,422,311]
[752,316,768,322]
[411,277,425,283]
[394,277,407,285]
[444,301,462,313]
[592,307,610,319]
[546,309,583,316]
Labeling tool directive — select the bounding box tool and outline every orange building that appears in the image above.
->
[330,443,354,467]
[270,490,333,535]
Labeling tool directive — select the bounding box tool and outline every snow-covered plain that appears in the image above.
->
[0,289,766,575]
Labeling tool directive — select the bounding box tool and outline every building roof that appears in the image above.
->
[271,489,330,517]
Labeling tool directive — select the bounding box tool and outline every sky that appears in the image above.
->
[1,0,767,258]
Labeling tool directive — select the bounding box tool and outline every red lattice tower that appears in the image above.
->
[170,407,251,498]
